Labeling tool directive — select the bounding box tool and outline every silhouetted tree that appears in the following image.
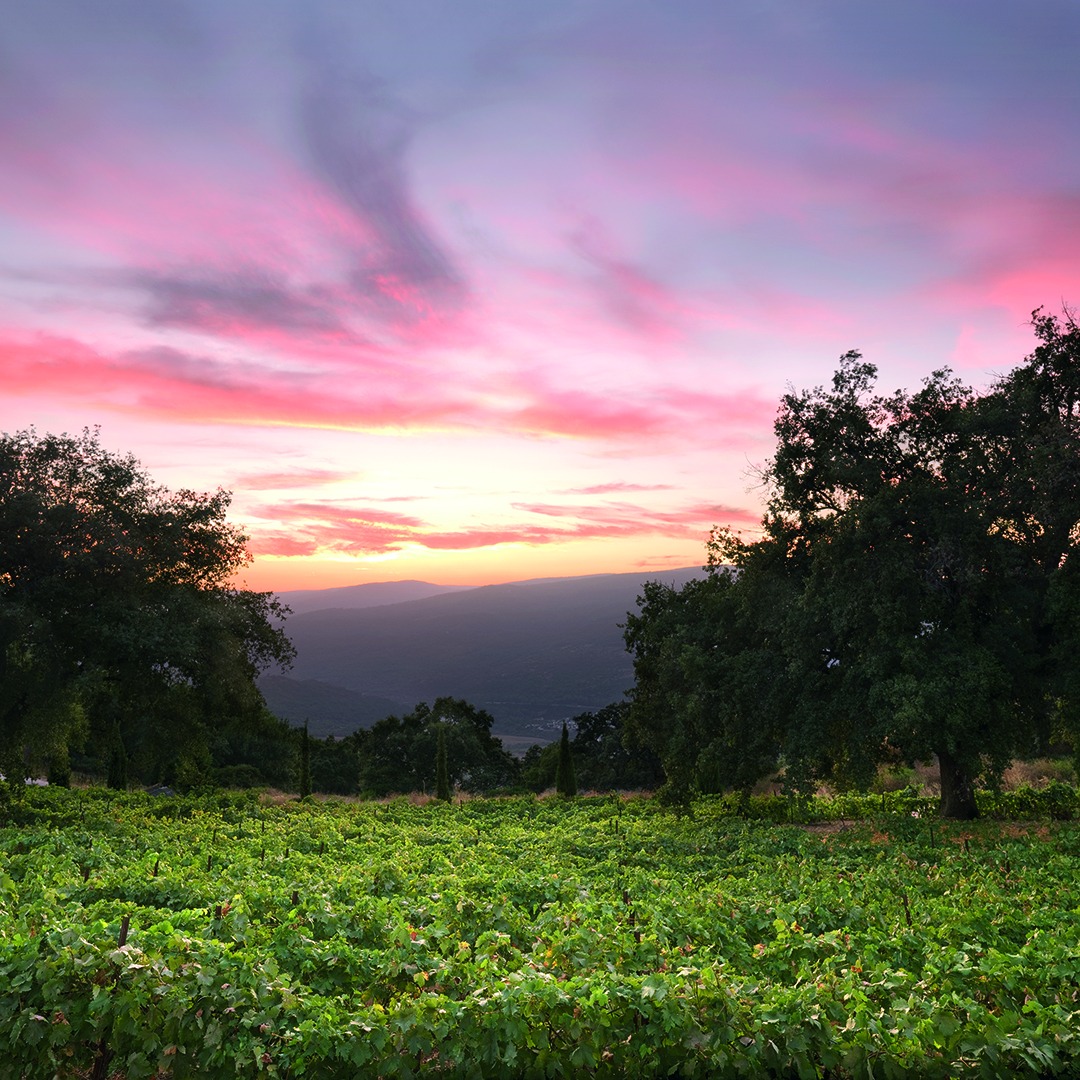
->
[47,748,72,788]
[555,721,577,797]
[298,722,312,799]
[521,741,559,792]
[626,307,1080,819]
[106,722,128,791]
[0,427,295,788]
[570,702,664,791]
[358,698,518,796]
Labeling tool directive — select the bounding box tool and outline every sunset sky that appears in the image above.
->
[2,1,1079,593]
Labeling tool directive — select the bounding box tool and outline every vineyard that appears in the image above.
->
[2,787,1080,1078]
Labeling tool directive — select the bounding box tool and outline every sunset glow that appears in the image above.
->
[3,1,1078,592]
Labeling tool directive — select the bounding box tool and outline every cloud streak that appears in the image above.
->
[2,328,774,446]
[296,39,467,336]
[246,493,754,559]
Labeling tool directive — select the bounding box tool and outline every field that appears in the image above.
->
[2,788,1080,1078]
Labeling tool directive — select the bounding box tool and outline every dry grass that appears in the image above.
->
[243,757,1076,808]
[1003,757,1076,788]
[873,756,1074,797]
[750,756,1074,802]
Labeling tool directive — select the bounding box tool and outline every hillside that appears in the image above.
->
[274,579,473,616]
[256,677,404,739]
[260,567,703,741]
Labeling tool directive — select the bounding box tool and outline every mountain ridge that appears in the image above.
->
[259,566,705,741]
[274,579,473,616]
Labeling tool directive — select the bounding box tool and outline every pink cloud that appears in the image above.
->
[563,482,674,495]
[512,390,668,440]
[231,468,360,491]
[509,373,776,442]
[259,502,425,530]
[2,326,781,455]
[248,502,425,556]
[242,493,757,560]
[248,535,321,558]
[974,263,1080,321]
[0,332,474,431]
[917,212,1080,357]
[514,498,759,534]
[504,256,733,361]
[0,94,476,358]
[566,218,698,346]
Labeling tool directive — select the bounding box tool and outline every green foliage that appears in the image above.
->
[520,741,557,792]
[359,698,519,797]
[554,722,576,797]
[207,706,296,791]
[626,309,1080,818]
[624,562,791,802]
[46,748,72,788]
[0,428,295,788]
[570,702,663,792]
[172,740,215,795]
[304,729,363,796]
[3,787,1080,1075]
[523,705,661,794]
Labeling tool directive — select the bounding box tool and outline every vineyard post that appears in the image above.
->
[90,915,131,1080]
[897,888,912,929]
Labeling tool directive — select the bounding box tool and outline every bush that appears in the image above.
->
[214,764,266,789]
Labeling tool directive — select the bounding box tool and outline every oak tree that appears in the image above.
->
[626,309,1080,818]
[0,428,294,787]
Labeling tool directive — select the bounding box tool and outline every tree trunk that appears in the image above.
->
[937,748,979,820]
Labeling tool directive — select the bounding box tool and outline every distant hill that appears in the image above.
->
[260,567,703,742]
[258,676,406,738]
[275,579,472,616]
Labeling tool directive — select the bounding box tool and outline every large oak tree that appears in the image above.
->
[626,309,1080,818]
[0,428,294,788]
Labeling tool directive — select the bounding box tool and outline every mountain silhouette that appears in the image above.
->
[260,567,703,741]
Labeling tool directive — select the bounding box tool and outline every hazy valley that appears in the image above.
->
[260,567,703,743]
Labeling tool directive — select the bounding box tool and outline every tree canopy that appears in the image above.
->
[625,309,1080,818]
[0,427,294,789]
[357,697,519,797]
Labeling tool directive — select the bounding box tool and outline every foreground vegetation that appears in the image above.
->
[3,788,1080,1078]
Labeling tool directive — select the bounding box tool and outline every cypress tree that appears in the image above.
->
[555,722,577,797]
[106,723,128,790]
[48,748,72,788]
[435,725,451,801]
[298,722,312,800]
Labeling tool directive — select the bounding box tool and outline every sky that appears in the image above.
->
[2,0,1079,593]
